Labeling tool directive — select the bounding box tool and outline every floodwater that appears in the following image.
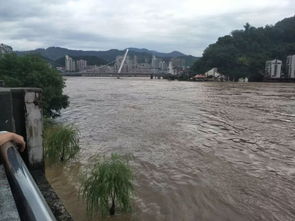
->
[46,77,295,221]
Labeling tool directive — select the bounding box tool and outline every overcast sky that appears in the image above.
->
[0,0,294,56]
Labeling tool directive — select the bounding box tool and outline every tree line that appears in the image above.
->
[191,15,295,81]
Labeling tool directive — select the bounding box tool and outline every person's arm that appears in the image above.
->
[0,132,26,152]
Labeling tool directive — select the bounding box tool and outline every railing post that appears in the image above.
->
[24,90,44,172]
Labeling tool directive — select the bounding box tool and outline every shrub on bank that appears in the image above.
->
[44,120,80,163]
[80,154,133,217]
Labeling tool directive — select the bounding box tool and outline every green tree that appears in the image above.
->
[0,53,69,117]
[81,154,133,217]
[43,120,80,163]
[192,15,295,81]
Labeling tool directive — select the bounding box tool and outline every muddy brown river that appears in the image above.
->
[46,77,295,221]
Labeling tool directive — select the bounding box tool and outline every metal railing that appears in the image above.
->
[0,142,56,221]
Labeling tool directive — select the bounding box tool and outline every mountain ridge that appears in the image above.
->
[127,47,185,57]
[17,46,191,61]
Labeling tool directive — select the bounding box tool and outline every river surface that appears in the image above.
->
[46,77,295,221]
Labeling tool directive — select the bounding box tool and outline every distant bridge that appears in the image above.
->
[62,49,170,78]
[82,72,152,77]
[62,72,168,78]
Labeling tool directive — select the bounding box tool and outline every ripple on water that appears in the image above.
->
[46,78,295,221]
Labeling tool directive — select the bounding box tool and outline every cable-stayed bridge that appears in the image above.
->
[63,49,171,78]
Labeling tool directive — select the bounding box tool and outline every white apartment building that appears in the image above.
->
[265,59,282,79]
[151,56,160,69]
[159,61,168,72]
[65,55,76,72]
[286,55,295,79]
[76,59,87,71]
[168,61,178,75]
[205,68,220,78]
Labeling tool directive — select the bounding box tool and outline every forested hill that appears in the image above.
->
[192,15,295,81]
[16,47,199,68]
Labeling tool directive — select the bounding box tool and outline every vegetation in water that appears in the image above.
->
[44,119,80,163]
[191,15,295,81]
[80,154,133,217]
[0,53,69,117]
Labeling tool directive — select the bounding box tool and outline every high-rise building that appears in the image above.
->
[65,55,76,72]
[133,55,137,66]
[151,56,157,68]
[168,61,175,75]
[65,55,70,71]
[151,55,161,74]
[159,61,167,72]
[265,59,282,79]
[76,59,87,71]
[286,55,295,79]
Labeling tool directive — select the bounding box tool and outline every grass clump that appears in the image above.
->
[44,120,80,163]
[81,154,133,217]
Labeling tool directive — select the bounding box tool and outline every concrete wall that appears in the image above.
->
[0,88,44,172]
[0,87,73,220]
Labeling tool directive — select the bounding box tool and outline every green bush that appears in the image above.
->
[0,53,69,117]
[44,121,79,163]
[81,154,133,216]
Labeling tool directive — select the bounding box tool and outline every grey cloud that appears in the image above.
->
[0,0,64,21]
[0,0,294,55]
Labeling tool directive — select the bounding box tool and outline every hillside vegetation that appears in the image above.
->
[17,47,198,67]
[192,16,295,81]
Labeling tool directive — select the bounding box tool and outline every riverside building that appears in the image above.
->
[65,55,76,72]
[286,55,295,79]
[76,59,87,71]
[265,59,282,79]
